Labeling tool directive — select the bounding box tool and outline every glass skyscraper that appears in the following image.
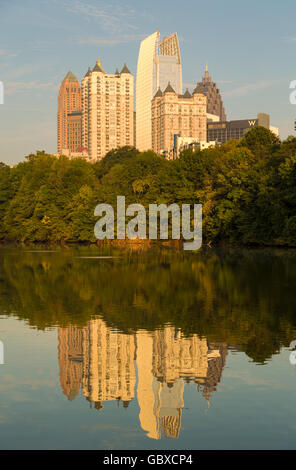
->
[136,31,182,151]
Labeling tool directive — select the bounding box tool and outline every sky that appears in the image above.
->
[0,0,295,165]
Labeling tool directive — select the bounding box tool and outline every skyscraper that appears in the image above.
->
[136,30,182,151]
[194,66,226,122]
[57,71,82,154]
[81,59,134,161]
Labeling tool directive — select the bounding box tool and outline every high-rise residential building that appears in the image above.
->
[57,71,82,154]
[81,59,134,161]
[58,319,136,409]
[81,319,136,408]
[136,30,182,151]
[151,83,207,157]
[194,66,226,122]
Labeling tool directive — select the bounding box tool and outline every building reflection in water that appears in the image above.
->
[58,319,227,439]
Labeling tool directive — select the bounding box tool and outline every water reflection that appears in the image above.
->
[2,246,296,364]
[58,319,227,439]
[1,247,296,448]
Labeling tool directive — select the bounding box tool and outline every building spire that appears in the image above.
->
[120,63,131,74]
[164,81,176,94]
[92,58,105,73]
[202,63,211,83]
[65,71,78,82]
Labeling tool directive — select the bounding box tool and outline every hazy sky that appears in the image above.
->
[0,0,295,164]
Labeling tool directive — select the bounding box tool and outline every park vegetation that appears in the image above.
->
[1,126,296,246]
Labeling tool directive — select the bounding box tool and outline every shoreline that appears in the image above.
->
[1,238,296,250]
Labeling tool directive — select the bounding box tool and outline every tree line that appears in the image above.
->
[1,126,296,246]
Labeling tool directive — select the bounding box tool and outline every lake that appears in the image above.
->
[0,245,296,450]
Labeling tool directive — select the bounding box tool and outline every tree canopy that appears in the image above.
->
[1,128,296,246]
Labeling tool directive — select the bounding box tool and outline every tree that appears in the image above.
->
[240,126,279,159]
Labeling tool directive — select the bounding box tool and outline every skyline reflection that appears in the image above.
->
[58,318,228,439]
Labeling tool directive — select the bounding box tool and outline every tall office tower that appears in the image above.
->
[58,326,84,401]
[81,59,134,161]
[151,84,207,157]
[194,66,226,122]
[67,111,82,153]
[57,71,82,154]
[136,30,182,151]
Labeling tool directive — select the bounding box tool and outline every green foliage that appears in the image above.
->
[1,246,296,363]
[1,136,296,246]
[240,126,279,160]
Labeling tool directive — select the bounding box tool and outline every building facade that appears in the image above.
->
[81,59,134,161]
[67,111,82,153]
[174,136,216,158]
[207,112,278,143]
[136,31,182,151]
[194,66,226,122]
[57,71,82,154]
[151,84,207,157]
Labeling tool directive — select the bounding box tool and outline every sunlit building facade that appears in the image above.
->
[151,84,207,158]
[136,31,182,151]
[81,59,134,161]
[57,71,82,154]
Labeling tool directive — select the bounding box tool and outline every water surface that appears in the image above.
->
[0,246,296,449]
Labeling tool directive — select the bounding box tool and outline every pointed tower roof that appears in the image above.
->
[164,81,176,94]
[65,71,78,82]
[202,64,212,83]
[84,67,91,78]
[154,87,163,98]
[92,58,105,73]
[183,88,192,98]
[192,83,204,95]
[120,63,131,74]
[115,68,119,75]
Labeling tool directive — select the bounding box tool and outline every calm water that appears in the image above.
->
[0,245,296,450]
